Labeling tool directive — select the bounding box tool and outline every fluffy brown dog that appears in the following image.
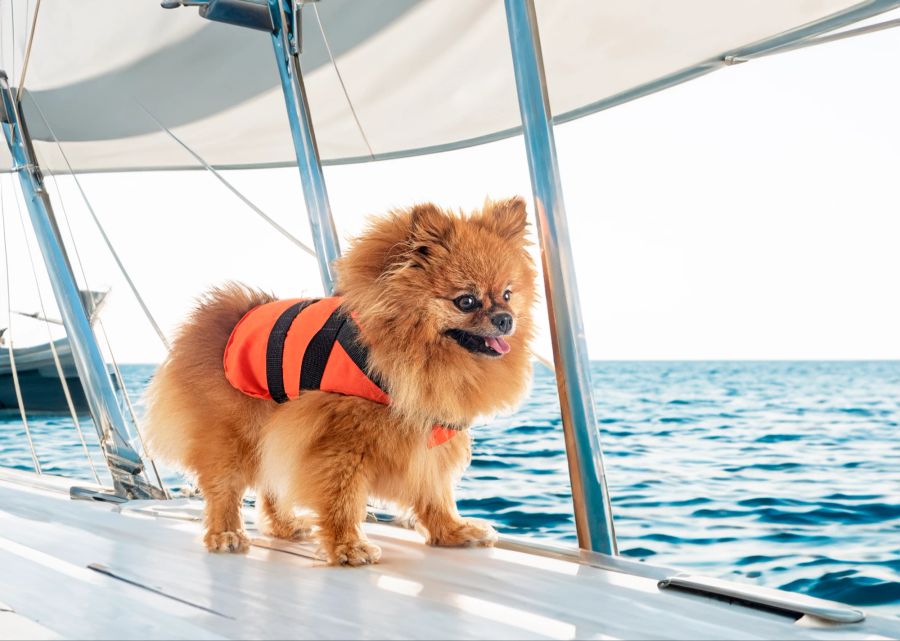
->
[145,198,536,565]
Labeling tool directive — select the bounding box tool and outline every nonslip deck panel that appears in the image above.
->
[0,469,898,640]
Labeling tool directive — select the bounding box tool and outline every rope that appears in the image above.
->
[135,102,318,258]
[15,0,41,102]
[25,95,171,351]
[11,184,101,484]
[1,176,41,474]
[530,348,554,371]
[312,4,375,159]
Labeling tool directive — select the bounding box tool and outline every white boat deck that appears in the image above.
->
[1,468,898,640]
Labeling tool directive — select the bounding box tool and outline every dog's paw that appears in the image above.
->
[331,540,382,567]
[204,530,250,553]
[259,515,314,542]
[427,518,499,548]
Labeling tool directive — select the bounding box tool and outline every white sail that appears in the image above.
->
[1,0,895,173]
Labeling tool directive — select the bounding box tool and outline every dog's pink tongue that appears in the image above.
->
[485,336,511,354]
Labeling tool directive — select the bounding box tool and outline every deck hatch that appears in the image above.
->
[658,573,865,624]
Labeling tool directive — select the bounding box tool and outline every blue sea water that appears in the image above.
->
[2,360,899,617]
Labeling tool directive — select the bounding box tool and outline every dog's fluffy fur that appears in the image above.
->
[144,198,536,565]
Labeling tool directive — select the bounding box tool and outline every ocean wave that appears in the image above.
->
[780,571,900,606]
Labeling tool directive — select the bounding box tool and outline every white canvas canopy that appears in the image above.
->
[1,0,898,174]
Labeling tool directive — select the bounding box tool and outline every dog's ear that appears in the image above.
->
[482,196,528,241]
[407,203,453,264]
[336,203,453,289]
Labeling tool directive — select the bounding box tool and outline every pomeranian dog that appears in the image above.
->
[145,198,536,566]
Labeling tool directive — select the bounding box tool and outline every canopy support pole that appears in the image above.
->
[170,0,338,291]
[504,0,617,555]
[268,0,341,294]
[0,72,163,500]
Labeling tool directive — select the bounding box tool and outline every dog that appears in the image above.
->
[144,198,537,565]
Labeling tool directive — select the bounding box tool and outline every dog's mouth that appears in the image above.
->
[444,329,511,358]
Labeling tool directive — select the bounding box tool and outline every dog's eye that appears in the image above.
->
[503,289,511,302]
[454,295,479,312]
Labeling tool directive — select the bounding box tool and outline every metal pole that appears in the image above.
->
[269,0,341,293]
[0,72,162,499]
[504,0,617,555]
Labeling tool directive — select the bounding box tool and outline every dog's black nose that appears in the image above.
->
[491,313,513,334]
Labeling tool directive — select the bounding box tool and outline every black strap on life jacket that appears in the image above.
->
[335,314,387,393]
[265,299,319,403]
[300,307,347,391]
[265,299,388,403]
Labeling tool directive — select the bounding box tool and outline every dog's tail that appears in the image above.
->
[143,283,274,467]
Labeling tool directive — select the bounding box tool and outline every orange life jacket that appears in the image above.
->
[223,297,458,447]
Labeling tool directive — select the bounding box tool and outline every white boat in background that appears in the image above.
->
[0,290,111,413]
[2,1,900,638]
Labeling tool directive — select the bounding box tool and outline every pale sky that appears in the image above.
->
[2,22,900,363]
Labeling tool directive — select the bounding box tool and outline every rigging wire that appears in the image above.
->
[34,163,166,494]
[95,317,168,497]
[1,175,42,474]
[10,0,15,87]
[18,115,168,495]
[312,3,375,160]
[40,184,160,491]
[134,102,317,258]
[25,95,171,351]
[9,17,165,488]
[10,183,102,484]
[98,320,154,488]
